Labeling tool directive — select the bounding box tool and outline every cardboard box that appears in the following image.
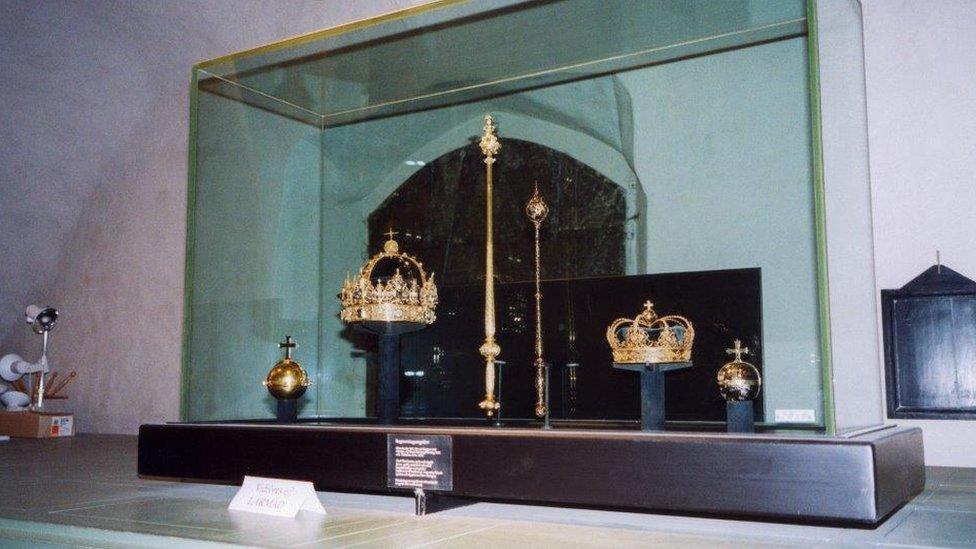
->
[0,411,74,438]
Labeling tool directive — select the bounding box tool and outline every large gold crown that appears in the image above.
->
[606,301,694,364]
[339,231,438,324]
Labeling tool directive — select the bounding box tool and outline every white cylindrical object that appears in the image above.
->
[1,391,29,410]
[0,354,46,382]
[0,354,24,382]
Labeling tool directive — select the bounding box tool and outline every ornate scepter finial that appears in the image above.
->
[478,114,501,418]
[480,114,500,164]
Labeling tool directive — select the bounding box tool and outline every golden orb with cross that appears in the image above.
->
[338,228,438,325]
[263,335,311,400]
[606,300,694,364]
[716,339,762,402]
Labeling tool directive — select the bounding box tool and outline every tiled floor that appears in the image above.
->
[0,435,972,548]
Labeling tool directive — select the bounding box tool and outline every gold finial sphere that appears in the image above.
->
[525,182,549,224]
[479,114,501,162]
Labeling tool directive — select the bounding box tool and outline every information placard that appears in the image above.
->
[228,476,327,517]
[387,434,453,491]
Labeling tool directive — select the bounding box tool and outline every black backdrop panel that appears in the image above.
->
[364,268,762,422]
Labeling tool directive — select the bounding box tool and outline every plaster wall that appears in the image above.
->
[861,0,976,467]
[0,0,424,434]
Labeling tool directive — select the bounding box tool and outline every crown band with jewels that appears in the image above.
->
[606,300,694,364]
[339,231,437,324]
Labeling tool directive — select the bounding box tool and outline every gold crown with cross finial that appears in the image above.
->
[339,229,438,324]
[606,300,694,364]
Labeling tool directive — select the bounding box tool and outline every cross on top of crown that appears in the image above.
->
[383,227,401,253]
[278,335,297,359]
[726,339,749,361]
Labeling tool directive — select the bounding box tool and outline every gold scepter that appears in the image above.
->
[477,114,502,418]
[525,182,550,418]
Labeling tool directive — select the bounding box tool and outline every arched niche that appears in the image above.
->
[366,138,631,285]
[354,112,646,276]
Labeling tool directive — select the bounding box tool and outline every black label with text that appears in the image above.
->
[387,434,453,491]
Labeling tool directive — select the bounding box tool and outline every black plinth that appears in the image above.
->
[354,321,426,425]
[726,400,756,433]
[138,422,925,525]
[613,362,692,431]
[276,399,298,423]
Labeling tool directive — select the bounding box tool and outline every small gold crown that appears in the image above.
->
[339,229,438,324]
[606,301,694,364]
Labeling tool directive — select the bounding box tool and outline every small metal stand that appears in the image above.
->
[412,488,475,516]
[613,361,692,431]
[491,360,505,427]
[276,399,298,423]
[355,321,426,425]
[726,401,756,433]
[541,363,551,430]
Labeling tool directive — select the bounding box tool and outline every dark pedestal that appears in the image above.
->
[726,400,756,433]
[354,321,426,425]
[613,362,693,431]
[276,399,298,423]
[138,422,925,525]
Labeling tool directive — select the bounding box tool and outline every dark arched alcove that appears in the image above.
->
[367,139,628,285]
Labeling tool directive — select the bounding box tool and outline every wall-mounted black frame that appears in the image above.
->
[882,265,976,420]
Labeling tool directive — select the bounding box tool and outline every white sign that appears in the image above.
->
[228,476,327,517]
[774,409,816,423]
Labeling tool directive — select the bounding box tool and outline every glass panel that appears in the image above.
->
[185,91,321,421]
[185,0,826,429]
[812,0,879,431]
[199,0,805,126]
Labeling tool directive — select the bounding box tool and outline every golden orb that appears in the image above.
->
[717,339,761,402]
[717,361,761,402]
[264,358,310,399]
[263,336,311,400]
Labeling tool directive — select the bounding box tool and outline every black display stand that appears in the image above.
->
[276,399,298,423]
[139,422,924,525]
[355,321,426,424]
[613,362,692,431]
[726,401,755,433]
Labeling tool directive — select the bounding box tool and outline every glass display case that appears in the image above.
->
[140,0,925,526]
[181,0,858,433]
